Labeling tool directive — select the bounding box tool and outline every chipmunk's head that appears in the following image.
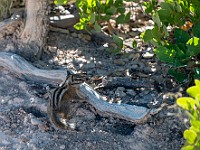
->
[66,71,87,85]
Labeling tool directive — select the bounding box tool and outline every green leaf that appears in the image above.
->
[187,37,200,56]
[194,68,200,79]
[74,22,84,30]
[187,37,199,46]
[152,12,162,28]
[132,40,137,47]
[101,15,111,21]
[114,0,123,7]
[94,22,101,32]
[106,6,117,15]
[160,2,173,11]
[177,97,196,110]
[190,120,200,132]
[158,9,171,25]
[187,86,200,98]
[141,29,153,42]
[90,13,95,24]
[195,79,200,87]
[54,0,67,5]
[184,129,197,144]
[143,2,154,14]
[181,145,194,150]
[124,12,131,23]
[112,34,123,49]
[174,28,190,44]
[154,47,175,64]
[168,68,187,83]
[193,22,200,38]
[116,14,125,24]
[117,7,125,14]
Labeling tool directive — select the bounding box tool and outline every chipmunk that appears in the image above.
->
[47,71,87,130]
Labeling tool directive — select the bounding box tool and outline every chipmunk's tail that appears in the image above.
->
[47,107,70,130]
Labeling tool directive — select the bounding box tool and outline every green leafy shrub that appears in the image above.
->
[177,79,200,149]
[53,0,132,51]
[74,0,131,51]
[141,0,200,82]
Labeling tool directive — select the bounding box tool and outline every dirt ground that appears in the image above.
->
[0,29,186,149]
[0,2,187,150]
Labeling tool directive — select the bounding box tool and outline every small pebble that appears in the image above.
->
[115,87,126,97]
[142,52,154,59]
[71,33,78,38]
[29,114,43,126]
[2,139,10,145]
[48,46,57,53]
[126,89,136,96]
[114,59,125,66]
[60,145,66,149]
[83,34,91,41]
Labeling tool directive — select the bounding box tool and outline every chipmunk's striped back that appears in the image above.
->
[50,75,70,110]
[47,72,87,130]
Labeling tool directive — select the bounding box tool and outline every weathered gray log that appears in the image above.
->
[80,83,150,123]
[0,52,65,85]
[0,52,151,123]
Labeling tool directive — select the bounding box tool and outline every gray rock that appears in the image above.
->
[142,52,154,59]
[115,87,126,97]
[126,89,136,96]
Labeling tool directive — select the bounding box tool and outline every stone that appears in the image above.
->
[83,34,91,41]
[115,87,126,97]
[126,89,136,96]
[142,52,154,59]
[71,33,78,38]
[114,59,125,66]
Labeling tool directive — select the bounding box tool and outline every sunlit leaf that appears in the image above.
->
[54,0,67,5]
[187,86,200,98]
[181,145,194,150]
[177,97,196,110]
[74,22,84,30]
[195,79,200,87]
[184,129,197,144]
[190,120,200,132]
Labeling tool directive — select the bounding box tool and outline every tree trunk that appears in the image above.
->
[19,0,49,59]
[0,0,12,21]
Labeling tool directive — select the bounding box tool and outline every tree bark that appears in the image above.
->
[19,0,49,59]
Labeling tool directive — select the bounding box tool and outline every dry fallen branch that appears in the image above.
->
[0,52,152,123]
[0,52,65,85]
[97,76,154,89]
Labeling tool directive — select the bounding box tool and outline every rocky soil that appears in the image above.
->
[0,29,186,150]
